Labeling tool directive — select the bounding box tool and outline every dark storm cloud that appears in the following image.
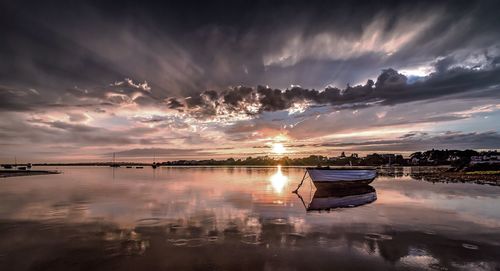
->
[1,0,499,111]
[2,59,499,120]
[400,132,428,139]
[133,115,171,124]
[318,131,500,151]
[0,115,166,147]
[0,78,158,112]
[167,62,500,118]
[49,121,97,133]
[166,98,184,109]
[0,86,38,111]
[111,148,216,158]
[67,112,88,122]
[66,78,155,105]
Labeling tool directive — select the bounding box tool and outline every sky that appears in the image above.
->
[0,0,499,162]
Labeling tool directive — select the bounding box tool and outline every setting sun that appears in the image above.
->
[272,143,286,154]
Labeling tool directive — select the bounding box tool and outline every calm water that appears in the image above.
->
[1,166,499,271]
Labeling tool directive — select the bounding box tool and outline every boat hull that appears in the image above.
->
[307,168,377,188]
[312,178,375,189]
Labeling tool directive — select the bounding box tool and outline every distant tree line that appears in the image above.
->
[161,149,499,167]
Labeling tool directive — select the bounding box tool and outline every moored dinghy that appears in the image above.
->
[293,167,377,192]
[308,167,377,189]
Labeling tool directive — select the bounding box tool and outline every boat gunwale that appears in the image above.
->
[306,167,377,171]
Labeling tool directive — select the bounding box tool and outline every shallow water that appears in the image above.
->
[0,166,499,270]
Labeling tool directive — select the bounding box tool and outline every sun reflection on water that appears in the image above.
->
[269,165,289,194]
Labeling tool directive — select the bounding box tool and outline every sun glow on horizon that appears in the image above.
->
[271,143,286,154]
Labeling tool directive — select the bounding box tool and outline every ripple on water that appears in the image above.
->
[364,233,393,241]
[429,224,460,231]
[169,224,185,230]
[287,232,306,239]
[207,236,219,242]
[317,236,329,246]
[103,233,149,257]
[169,238,188,246]
[135,218,163,226]
[269,218,287,225]
[121,240,149,256]
[462,243,479,250]
[241,233,262,245]
[167,238,209,247]
[187,238,206,247]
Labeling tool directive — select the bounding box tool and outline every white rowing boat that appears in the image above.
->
[293,167,377,192]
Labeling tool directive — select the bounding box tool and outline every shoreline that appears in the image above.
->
[410,171,500,186]
[1,167,498,185]
[0,170,61,178]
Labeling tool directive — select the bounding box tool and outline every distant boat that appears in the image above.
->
[126,166,133,168]
[2,165,13,169]
[299,185,377,211]
[110,153,120,167]
[152,153,158,168]
[136,166,144,169]
[293,167,377,192]
[17,166,27,170]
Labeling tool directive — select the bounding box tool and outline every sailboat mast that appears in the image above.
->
[152,151,158,168]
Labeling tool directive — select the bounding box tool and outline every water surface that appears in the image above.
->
[0,166,499,270]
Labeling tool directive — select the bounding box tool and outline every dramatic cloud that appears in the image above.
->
[165,62,500,119]
[111,148,220,158]
[318,131,500,151]
[0,0,499,161]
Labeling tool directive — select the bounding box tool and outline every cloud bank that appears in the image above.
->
[0,0,499,161]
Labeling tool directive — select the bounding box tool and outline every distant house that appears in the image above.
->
[328,157,338,162]
[411,157,420,165]
[470,155,500,164]
[381,154,395,159]
[447,155,460,162]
